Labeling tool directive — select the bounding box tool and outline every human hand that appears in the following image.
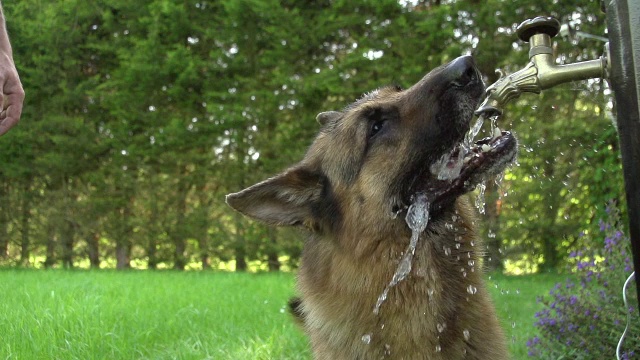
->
[0,50,24,136]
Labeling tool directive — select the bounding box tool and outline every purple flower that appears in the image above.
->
[533,202,636,359]
[569,296,578,305]
[605,236,616,251]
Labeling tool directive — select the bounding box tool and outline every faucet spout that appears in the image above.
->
[475,17,609,117]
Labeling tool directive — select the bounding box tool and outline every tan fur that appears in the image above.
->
[227,56,510,359]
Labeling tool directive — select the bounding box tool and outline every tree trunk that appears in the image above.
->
[234,213,247,271]
[61,220,75,269]
[44,233,56,269]
[266,227,281,272]
[147,237,158,270]
[115,243,130,270]
[0,183,8,259]
[198,228,210,270]
[116,205,132,270]
[539,155,560,272]
[88,233,100,269]
[19,188,31,266]
[173,173,188,270]
[147,188,158,270]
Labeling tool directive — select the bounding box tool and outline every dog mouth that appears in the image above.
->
[419,119,518,210]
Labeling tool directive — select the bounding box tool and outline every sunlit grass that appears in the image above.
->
[0,269,566,359]
[0,270,309,360]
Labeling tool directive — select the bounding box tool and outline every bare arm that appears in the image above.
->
[0,2,24,136]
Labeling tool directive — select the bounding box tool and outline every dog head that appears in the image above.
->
[227,56,517,245]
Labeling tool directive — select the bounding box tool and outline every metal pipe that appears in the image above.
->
[475,17,609,117]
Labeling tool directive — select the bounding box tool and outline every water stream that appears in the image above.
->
[463,115,485,153]
[373,193,430,314]
[430,114,488,181]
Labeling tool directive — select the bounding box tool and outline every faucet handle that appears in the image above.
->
[516,16,561,42]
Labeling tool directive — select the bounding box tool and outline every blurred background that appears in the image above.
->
[0,0,622,273]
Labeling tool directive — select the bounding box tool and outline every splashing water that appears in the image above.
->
[490,115,498,139]
[431,114,488,181]
[463,115,486,152]
[475,181,486,214]
[432,148,465,181]
[374,193,430,314]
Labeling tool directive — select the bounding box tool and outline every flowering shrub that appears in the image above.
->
[527,201,639,359]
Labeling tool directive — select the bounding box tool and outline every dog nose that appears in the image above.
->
[448,55,479,87]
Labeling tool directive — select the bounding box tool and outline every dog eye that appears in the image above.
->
[370,120,387,138]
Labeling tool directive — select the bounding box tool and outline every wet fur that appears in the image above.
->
[227,57,509,359]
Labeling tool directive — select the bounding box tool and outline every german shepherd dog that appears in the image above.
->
[226,55,515,359]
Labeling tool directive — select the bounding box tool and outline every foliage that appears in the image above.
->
[527,201,638,359]
[0,0,628,272]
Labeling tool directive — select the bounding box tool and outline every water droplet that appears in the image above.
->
[443,246,451,256]
[361,334,371,344]
[437,323,446,333]
[463,329,470,341]
[468,260,475,267]
[435,344,442,352]
[455,243,461,249]
[384,344,391,355]
[470,240,475,247]
[512,322,516,328]
[467,285,477,295]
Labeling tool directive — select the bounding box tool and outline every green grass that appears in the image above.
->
[487,272,567,358]
[0,270,566,359]
[0,270,309,360]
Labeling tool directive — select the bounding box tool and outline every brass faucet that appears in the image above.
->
[475,17,610,117]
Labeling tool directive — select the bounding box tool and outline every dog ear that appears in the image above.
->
[316,111,341,126]
[226,167,324,227]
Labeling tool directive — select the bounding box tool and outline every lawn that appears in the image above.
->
[0,269,564,359]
